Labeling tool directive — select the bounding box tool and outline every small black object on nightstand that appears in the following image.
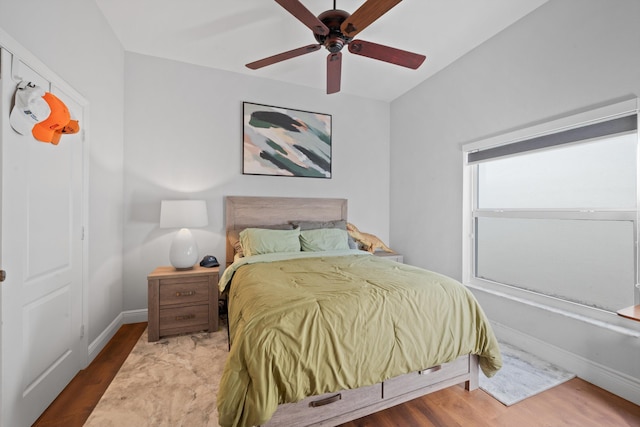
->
[200,255,219,267]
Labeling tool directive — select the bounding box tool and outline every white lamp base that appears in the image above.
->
[169,228,199,270]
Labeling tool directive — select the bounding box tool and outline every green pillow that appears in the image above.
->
[300,228,350,252]
[239,227,301,257]
[229,224,293,257]
[290,219,358,249]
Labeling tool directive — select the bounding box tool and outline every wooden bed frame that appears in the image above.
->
[225,196,348,266]
[224,195,479,427]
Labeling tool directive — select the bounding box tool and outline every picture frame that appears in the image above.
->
[242,102,332,178]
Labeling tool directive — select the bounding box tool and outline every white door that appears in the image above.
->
[0,48,86,427]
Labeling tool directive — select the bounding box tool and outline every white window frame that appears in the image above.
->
[462,99,640,335]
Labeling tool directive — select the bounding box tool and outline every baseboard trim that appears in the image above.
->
[88,313,123,364]
[492,321,640,406]
[87,309,148,364]
[123,308,148,324]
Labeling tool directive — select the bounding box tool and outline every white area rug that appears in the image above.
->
[84,327,228,427]
[480,341,576,406]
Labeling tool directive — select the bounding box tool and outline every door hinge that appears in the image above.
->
[81,226,85,241]
[80,324,85,338]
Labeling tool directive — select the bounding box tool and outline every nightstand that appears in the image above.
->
[373,251,404,263]
[147,265,219,342]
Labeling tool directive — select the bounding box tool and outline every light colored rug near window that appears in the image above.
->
[84,327,228,427]
[479,341,576,406]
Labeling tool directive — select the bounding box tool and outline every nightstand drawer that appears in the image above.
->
[159,304,209,335]
[147,265,219,342]
[159,277,209,306]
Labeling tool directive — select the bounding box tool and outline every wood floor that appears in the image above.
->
[32,322,148,427]
[33,322,640,427]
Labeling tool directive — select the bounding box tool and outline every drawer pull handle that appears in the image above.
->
[419,365,442,375]
[175,314,196,321]
[176,291,196,297]
[309,393,341,408]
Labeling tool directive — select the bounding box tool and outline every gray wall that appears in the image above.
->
[122,52,391,311]
[0,0,125,345]
[390,0,640,403]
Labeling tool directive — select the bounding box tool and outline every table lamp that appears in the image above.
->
[160,200,208,270]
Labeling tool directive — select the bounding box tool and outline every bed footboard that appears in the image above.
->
[262,354,480,427]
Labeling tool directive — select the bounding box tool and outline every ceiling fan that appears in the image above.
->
[246,0,426,94]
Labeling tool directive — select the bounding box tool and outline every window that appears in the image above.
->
[463,100,639,314]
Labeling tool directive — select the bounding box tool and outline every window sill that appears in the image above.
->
[466,280,640,339]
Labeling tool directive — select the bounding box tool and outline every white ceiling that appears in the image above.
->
[95,0,548,102]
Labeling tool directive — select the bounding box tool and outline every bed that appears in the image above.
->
[217,196,502,427]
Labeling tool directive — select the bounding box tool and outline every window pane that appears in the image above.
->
[478,133,637,209]
[476,217,635,312]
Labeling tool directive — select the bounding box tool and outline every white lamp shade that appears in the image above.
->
[160,200,208,229]
[169,228,199,269]
[160,200,208,269]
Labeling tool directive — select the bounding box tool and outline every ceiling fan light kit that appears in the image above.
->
[246,0,426,94]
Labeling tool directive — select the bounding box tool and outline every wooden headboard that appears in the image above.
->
[225,196,348,266]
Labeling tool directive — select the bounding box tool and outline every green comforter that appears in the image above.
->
[217,251,501,427]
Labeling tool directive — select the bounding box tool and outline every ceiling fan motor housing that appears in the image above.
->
[314,9,352,53]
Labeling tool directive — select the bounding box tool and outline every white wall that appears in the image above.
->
[0,1,125,345]
[390,0,640,403]
[122,52,391,311]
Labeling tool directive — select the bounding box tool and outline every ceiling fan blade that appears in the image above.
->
[246,44,321,69]
[340,0,402,38]
[348,39,425,69]
[327,52,342,94]
[275,0,329,36]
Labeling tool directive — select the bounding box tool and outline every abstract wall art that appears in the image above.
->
[243,102,332,178]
